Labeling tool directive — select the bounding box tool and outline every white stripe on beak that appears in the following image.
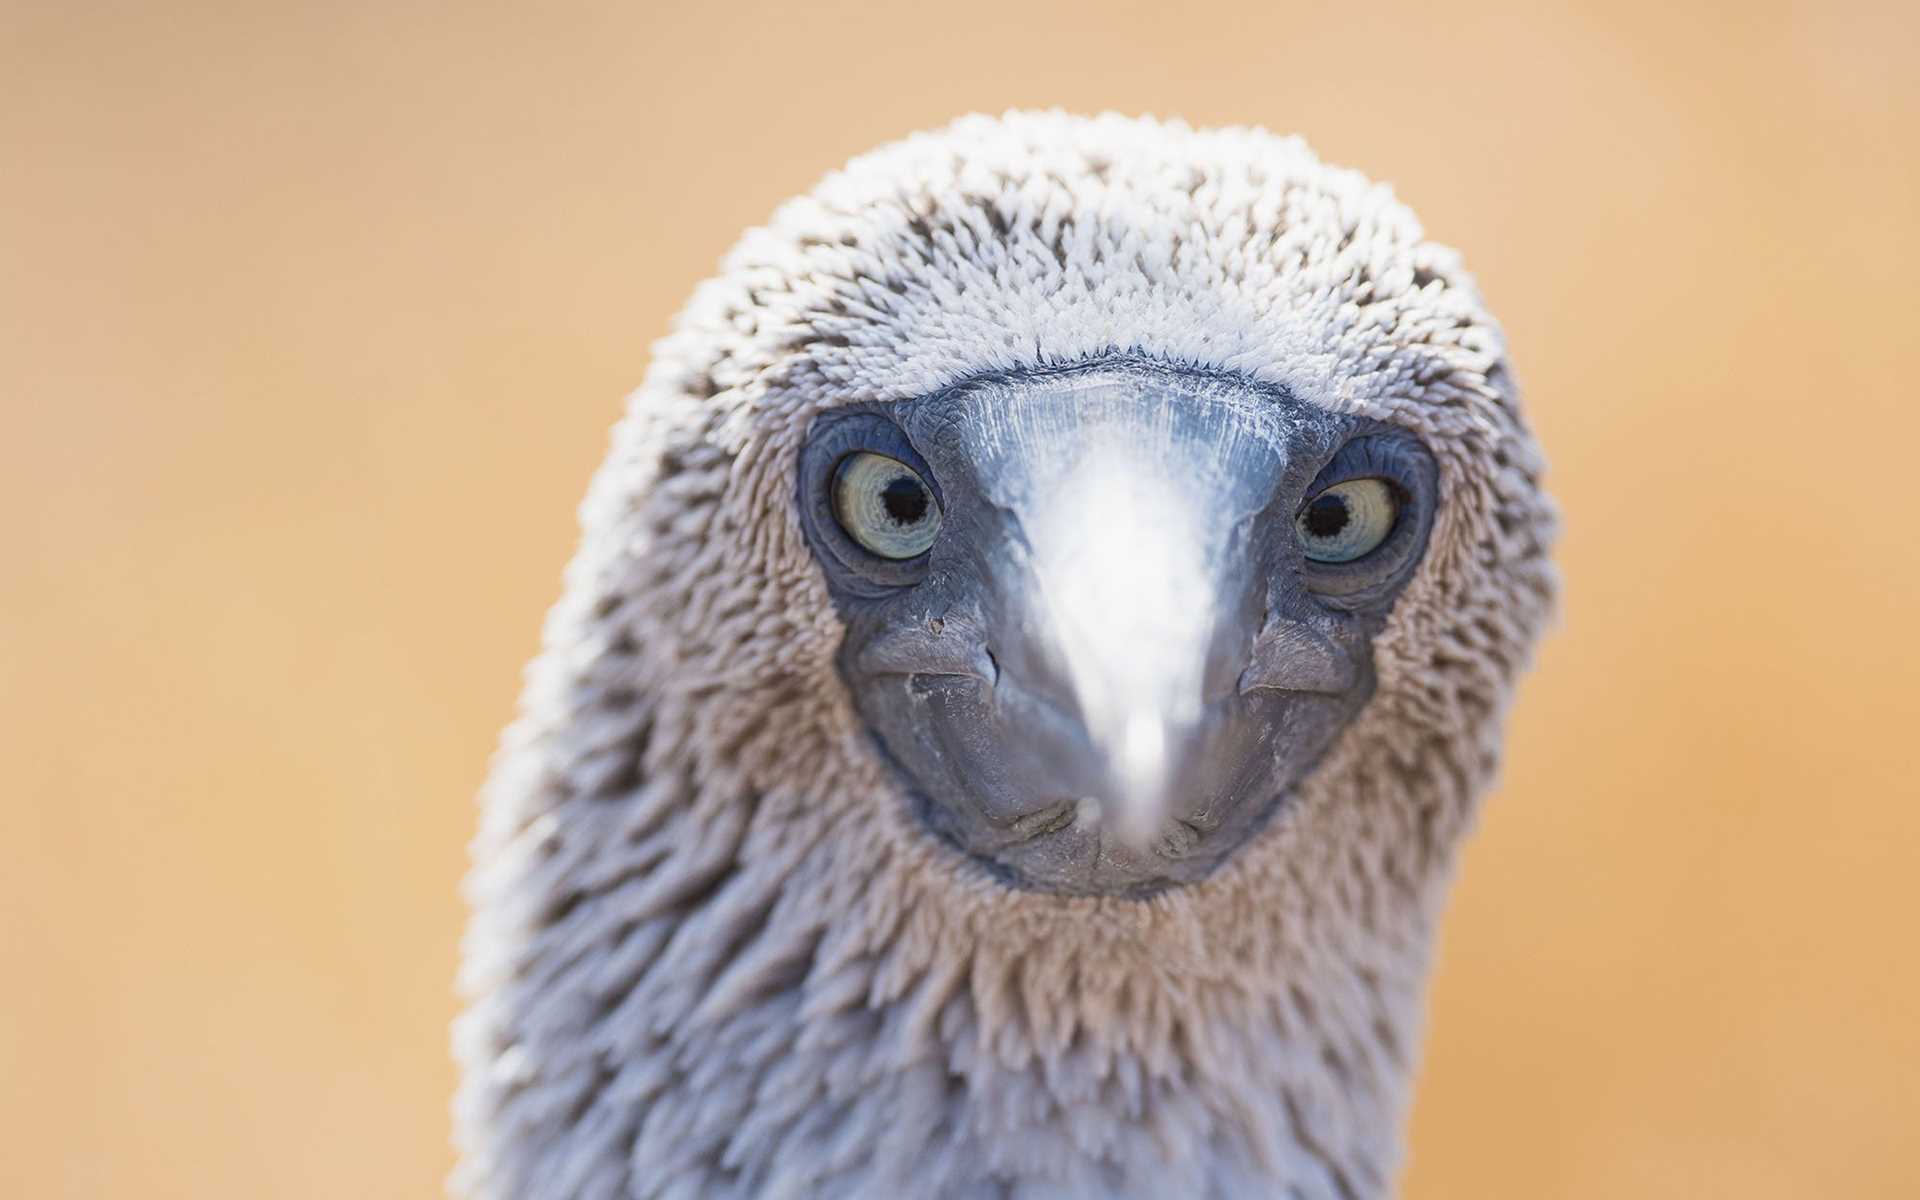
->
[1027,445,1216,848]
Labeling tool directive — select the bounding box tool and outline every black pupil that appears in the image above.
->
[880,476,929,525]
[1303,493,1349,539]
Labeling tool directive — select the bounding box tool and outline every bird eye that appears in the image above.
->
[832,451,942,560]
[1296,478,1398,563]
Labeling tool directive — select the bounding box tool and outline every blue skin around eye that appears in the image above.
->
[791,359,1442,896]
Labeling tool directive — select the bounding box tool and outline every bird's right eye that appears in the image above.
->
[1296,478,1399,563]
[832,452,942,560]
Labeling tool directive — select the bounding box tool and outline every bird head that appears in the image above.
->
[458,110,1556,1198]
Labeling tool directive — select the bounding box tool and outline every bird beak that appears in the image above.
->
[831,365,1379,894]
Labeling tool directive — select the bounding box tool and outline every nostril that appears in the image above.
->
[1157,819,1204,859]
[1238,621,1358,696]
[983,646,1001,688]
[1007,798,1076,842]
[855,617,995,684]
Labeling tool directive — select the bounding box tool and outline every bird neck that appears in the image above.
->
[457,635,1464,1199]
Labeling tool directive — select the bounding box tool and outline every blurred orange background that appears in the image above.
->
[5,1,1917,1196]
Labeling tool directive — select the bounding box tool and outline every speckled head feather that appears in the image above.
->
[454,111,1556,1199]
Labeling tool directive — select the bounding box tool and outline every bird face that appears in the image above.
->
[799,359,1438,896]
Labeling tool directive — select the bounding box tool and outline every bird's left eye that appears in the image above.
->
[832,451,942,560]
[1296,478,1398,563]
